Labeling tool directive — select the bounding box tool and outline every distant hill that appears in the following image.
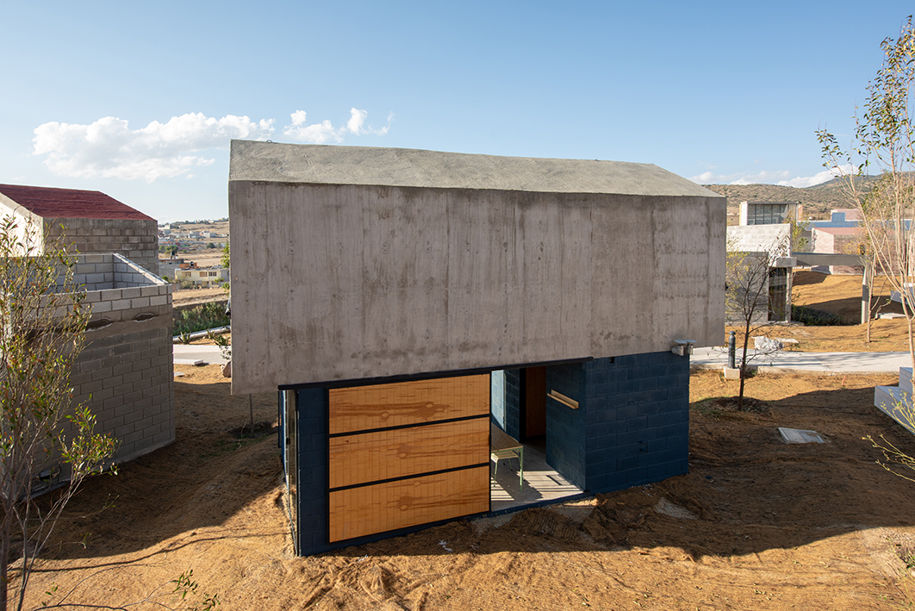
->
[704,175,881,222]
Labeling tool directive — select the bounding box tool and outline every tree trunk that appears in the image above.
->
[908,316,915,392]
[738,320,752,411]
[1,514,9,611]
[865,263,872,343]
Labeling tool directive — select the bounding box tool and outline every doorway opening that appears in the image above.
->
[489,366,582,511]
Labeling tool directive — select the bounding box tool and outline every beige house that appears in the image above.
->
[174,265,229,286]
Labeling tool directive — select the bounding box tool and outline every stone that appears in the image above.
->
[723,367,741,380]
[778,427,825,444]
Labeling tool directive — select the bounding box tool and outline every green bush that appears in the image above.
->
[174,302,230,336]
[791,305,845,326]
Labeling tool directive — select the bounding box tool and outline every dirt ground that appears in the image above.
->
[15,367,915,609]
[172,287,228,307]
[728,270,912,352]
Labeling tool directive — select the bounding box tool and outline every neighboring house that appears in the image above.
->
[0,184,159,273]
[727,224,795,322]
[174,263,228,286]
[229,141,725,555]
[739,200,800,226]
[0,184,174,484]
[807,209,862,229]
[811,226,865,274]
[158,257,186,279]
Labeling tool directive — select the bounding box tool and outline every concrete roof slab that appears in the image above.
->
[229,140,721,199]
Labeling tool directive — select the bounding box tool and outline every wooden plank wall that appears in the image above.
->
[329,418,489,489]
[328,374,490,434]
[328,374,491,542]
[329,466,490,542]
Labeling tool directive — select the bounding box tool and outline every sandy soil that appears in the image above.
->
[16,368,915,609]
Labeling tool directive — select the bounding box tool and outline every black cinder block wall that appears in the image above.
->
[545,351,690,494]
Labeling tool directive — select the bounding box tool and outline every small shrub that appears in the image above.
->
[174,302,230,336]
[791,305,845,326]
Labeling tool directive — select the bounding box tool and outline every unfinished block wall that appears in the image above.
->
[65,255,174,463]
[45,218,158,274]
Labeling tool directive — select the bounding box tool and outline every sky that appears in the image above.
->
[1,1,913,222]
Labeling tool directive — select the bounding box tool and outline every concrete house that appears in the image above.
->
[726,224,795,322]
[739,200,800,226]
[0,184,174,479]
[229,141,725,555]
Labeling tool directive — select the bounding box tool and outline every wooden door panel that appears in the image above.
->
[329,417,488,489]
[329,466,489,542]
[328,374,489,434]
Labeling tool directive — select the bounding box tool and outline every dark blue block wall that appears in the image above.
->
[295,387,331,556]
[491,368,521,439]
[582,352,690,493]
[543,352,690,494]
[545,363,587,488]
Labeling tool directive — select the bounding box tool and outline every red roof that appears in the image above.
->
[0,184,154,221]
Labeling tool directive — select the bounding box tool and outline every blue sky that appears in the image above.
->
[1,1,913,221]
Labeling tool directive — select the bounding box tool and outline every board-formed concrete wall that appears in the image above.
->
[230,143,725,394]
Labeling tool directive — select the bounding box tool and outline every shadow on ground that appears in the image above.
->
[324,384,915,559]
[37,379,282,562]
[36,377,915,565]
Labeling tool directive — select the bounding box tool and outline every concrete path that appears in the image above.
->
[692,346,909,374]
[173,343,908,374]
[173,344,229,365]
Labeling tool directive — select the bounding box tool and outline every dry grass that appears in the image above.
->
[726,270,912,352]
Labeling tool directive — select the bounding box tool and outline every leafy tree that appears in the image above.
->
[0,216,116,610]
[817,15,915,474]
[220,242,229,270]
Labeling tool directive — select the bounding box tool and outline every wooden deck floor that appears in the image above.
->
[490,444,582,512]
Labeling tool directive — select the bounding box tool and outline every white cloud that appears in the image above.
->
[34,107,393,182]
[728,170,791,185]
[690,171,716,183]
[282,110,343,144]
[689,166,852,188]
[776,165,854,188]
[282,108,392,143]
[33,113,274,182]
[346,108,368,134]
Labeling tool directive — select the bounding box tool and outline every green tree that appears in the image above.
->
[817,15,915,476]
[0,216,116,610]
[220,241,230,270]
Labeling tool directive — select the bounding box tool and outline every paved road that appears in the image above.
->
[173,344,229,365]
[692,346,909,374]
[173,343,908,374]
